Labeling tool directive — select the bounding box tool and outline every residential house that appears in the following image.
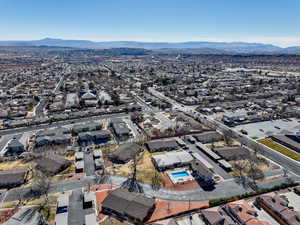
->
[102,188,155,224]
[3,208,44,225]
[226,200,270,225]
[201,206,236,225]
[193,131,223,144]
[111,119,132,141]
[109,143,141,164]
[65,93,79,109]
[1,137,25,157]
[256,193,300,225]
[152,151,194,171]
[190,159,215,186]
[0,169,27,189]
[35,154,71,175]
[146,139,178,153]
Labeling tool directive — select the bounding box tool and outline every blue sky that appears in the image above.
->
[0,0,300,46]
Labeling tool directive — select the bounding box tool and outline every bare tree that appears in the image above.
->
[223,134,233,146]
[247,155,264,185]
[151,171,163,190]
[121,152,143,193]
[232,159,248,178]
[15,191,24,208]
[32,169,51,205]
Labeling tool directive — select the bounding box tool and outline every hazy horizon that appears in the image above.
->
[1,0,300,47]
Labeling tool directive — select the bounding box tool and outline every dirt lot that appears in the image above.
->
[106,150,160,184]
[230,159,270,177]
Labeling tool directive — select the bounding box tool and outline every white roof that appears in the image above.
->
[75,161,84,169]
[75,152,84,159]
[93,150,102,157]
[85,213,97,225]
[152,151,193,168]
[84,191,95,203]
[219,159,232,169]
[55,212,68,225]
[192,153,214,169]
[57,194,69,207]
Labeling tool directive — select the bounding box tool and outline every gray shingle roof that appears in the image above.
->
[102,188,155,222]
[3,208,44,225]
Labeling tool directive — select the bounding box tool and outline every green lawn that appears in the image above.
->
[258,139,300,162]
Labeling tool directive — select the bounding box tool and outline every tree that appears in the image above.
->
[247,155,264,184]
[151,171,163,189]
[32,169,51,204]
[131,112,144,123]
[232,159,248,178]
[88,82,95,90]
[111,91,120,106]
[15,191,24,208]
[121,152,143,193]
[223,134,233,146]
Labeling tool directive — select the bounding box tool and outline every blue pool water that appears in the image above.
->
[171,171,189,178]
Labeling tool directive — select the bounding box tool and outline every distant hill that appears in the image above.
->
[0,38,300,54]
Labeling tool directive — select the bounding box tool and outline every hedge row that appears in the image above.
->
[209,181,298,207]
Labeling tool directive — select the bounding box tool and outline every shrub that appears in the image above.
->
[209,181,297,207]
[240,129,248,135]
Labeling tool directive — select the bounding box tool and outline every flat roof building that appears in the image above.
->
[152,151,193,171]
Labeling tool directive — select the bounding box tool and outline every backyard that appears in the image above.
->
[106,150,161,184]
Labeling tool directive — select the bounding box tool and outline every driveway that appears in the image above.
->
[67,189,95,225]
[84,152,95,176]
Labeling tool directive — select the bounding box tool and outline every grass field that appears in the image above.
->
[258,138,300,162]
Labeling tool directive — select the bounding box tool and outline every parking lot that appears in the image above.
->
[233,118,300,138]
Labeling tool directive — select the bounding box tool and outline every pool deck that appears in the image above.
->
[166,169,195,185]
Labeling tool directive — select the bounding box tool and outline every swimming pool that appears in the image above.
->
[167,169,194,184]
[171,171,190,178]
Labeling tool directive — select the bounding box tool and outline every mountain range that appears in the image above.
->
[1,38,300,54]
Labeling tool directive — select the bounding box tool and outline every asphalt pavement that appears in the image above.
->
[0,113,128,136]
[84,152,95,176]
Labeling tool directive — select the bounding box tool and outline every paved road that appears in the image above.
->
[0,174,250,203]
[34,75,65,118]
[0,113,128,136]
[131,91,153,112]
[34,98,48,118]
[54,75,65,94]
[2,171,299,204]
